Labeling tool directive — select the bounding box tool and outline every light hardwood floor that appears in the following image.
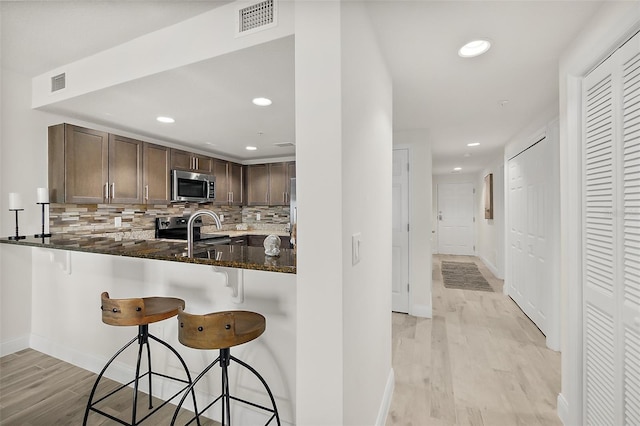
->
[1,254,560,425]
[386,254,561,426]
[0,347,217,425]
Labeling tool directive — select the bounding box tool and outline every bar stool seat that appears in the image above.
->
[171,309,280,426]
[83,292,200,426]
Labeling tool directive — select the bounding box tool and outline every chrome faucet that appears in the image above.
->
[187,210,222,257]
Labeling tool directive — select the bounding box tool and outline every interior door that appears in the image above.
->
[582,32,640,425]
[392,149,409,313]
[508,139,550,334]
[437,183,475,255]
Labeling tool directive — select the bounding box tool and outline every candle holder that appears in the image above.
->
[34,202,51,238]
[8,209,26,240]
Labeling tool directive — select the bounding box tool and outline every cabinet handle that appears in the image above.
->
[283,192,286,203]
[145,185,149,201]
[195,158,199,170]
[111,183,115,200]
[104,182,109,201]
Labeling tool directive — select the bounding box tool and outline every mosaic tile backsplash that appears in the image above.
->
[50,203,290,237]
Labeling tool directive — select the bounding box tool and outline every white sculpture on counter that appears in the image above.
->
[264,234,281,257]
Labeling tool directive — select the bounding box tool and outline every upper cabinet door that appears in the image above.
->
[64,125,109,204]
[109,134,143,204]
[229,162,244,206]
[170,149,212,173]
[246,164,269,205]
[193,154,212,173]
[143,143,170,204]
[170,149,192,171]
[212,159,229,205]
[268,162,288,205]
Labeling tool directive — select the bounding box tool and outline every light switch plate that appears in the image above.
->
[256,213,261,221]
[352,233,362,265]
[220,214,224,222]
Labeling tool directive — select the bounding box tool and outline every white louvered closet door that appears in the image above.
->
[582,32,640,426]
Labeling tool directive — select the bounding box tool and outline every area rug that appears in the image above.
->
[441,261,494,292]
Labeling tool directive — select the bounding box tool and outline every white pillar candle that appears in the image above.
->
[37,187,49,203]
[8,193,23,210]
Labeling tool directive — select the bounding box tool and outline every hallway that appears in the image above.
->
[387,255,561,425]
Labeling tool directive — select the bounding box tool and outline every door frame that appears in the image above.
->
[392,147,411,313]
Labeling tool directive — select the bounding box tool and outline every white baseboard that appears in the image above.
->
[409,303,432,318]
[376,369,395,426]
[0,335,30,357]
[480,255,502,279]
[29,334,294,425]
[557,393,569,425]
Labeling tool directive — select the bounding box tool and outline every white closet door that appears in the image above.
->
[582,32,640,426]
[507,138,550,335]
[620,41,640,426]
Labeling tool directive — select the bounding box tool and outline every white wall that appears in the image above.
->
[295,2,393,424]
[475,157,505,279]
[0,69,48,355]
[558,2,640,425]
[340,4,393,424]
[394,131,433,318]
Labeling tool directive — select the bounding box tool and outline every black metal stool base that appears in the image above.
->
[83,325,201,426]
[171,347,280,426]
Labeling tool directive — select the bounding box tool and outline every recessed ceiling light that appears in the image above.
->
[454,167,462,171]
[458,39,491,58]
[156,116,175,123]
[252,97,272,107]
[467,142,480,147]
[246,146,258,151]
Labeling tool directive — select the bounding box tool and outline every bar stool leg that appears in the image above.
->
[84,326,201,426]
[170,356,222,426]
[221,348,231,426]
[230,354,281,426]
[83,334,139,425]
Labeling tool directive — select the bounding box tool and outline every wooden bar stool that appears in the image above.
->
[170,308,280,426]
[83,292,200,426]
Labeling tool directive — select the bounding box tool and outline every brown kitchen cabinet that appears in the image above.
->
[108,134,143,204]
[212,160,244,206]
[246,164,270,205]
[48,124,143,204]
[245,162,295,206]
[143,142,170,204]
[170,149,212,173]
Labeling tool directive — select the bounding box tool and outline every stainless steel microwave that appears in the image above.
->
[171,170,215,203]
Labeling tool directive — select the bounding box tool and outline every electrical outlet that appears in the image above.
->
[256,213,261,221]
[352,233,362,265]
[114,216,122,227]
[220,214,224,222]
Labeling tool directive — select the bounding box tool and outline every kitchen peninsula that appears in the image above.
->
[0,229,296,424]
[0,233,296,273]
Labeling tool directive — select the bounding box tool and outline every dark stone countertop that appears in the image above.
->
[0,235,296,274]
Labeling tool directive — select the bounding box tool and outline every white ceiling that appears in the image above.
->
[1,1,604,171]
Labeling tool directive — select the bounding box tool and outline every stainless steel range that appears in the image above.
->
[155,215,231,245]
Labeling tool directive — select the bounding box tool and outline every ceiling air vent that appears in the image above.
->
[274,142,295,148]
[239,0,275,33]
[51,73,66,92]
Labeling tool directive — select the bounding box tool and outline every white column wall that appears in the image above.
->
[294,2,345,424]
[341,2,393,424]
